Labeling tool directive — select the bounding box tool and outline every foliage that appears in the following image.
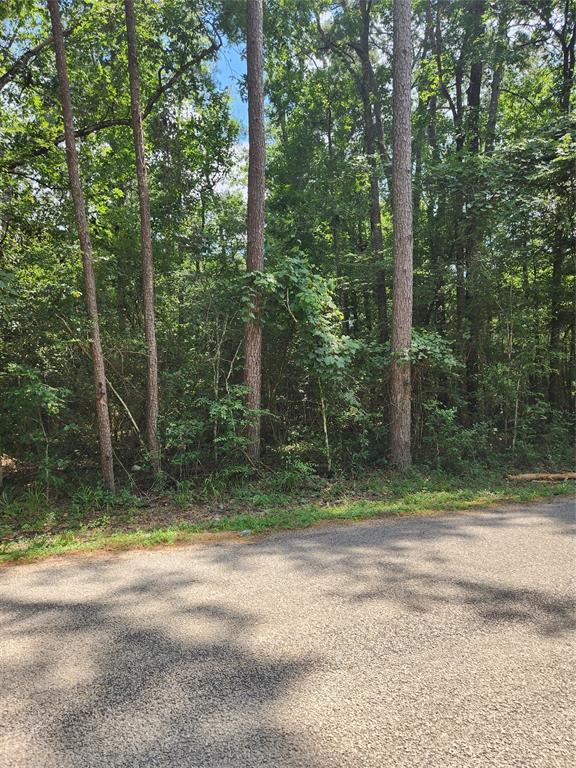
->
[419,402,495,473]
[0,0,574,503]
[1,469,573,564]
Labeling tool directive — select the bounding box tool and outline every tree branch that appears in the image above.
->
[520,0,565,45]
[434,9,458,125]
[1,35,221,171]
[0,28,73,93]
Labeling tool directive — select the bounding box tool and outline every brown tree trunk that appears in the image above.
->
[548,8,575,406]
[358,0,388,342]
[244,0,266,462]
[124,0,160,474]
[390,0,413,469]
[47,0,115,492]
[459,0,486,421]
[485,12,508,157]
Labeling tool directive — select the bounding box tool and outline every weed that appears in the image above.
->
[0,473,572,564]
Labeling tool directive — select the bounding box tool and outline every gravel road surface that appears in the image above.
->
[1,497,575,767]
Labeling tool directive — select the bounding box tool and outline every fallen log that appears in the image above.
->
[506,472,576,482]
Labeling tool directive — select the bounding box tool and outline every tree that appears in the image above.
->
[1,0,573,495]
[124,0,160,473]
[47,0,115,492]
[354,0,389,341]
[524,0,576,407]
[244,0,266,462]
[390,0,413,469]
[315,0,390,340]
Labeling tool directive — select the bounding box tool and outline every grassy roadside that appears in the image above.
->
[1,470,573,565]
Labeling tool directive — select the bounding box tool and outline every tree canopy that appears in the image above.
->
[0,0,574,496]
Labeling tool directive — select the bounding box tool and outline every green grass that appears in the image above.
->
[1,471,573,565]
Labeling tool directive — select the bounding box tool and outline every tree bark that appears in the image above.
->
[124,0,160,473]
[485,12,508,156]
[244,0,266,462]
[358,0,388,342]
[390,0,413,469]
[547,4,575,406]
[463,2,485,418]
[47,0,115,492]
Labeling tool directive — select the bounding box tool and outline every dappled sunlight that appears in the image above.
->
[1,498,573,767]
[0,586,318,768]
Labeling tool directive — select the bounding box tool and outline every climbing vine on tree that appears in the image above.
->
[0,0,573,496]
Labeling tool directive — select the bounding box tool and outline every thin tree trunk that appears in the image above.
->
[425,6,445,329]
[358,0,388,342]
[318,379,332,475]
[124,0,160,473]
[485,62,502,155]
[463,0,486,418]
[548,10,575,406]
[412,1,433,245]
[390,0,413,469]
[47,0,115,491]
[320,1,388,338]
[549,237,564,407]
[485,13,508,157]
[244,0,266,462]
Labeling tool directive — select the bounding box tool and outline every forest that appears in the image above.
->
[0,0,574,557]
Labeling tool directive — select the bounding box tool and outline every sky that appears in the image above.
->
[213,40,248,138]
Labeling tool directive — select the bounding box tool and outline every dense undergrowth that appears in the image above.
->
[1,462,573,564]
[2,2,574,539]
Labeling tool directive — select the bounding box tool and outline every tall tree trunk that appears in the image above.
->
[358,0,388,342]
[320,1,389,339]
[549,232,565,407]
[447,0,485,421]
[124,0,160,473]
[412,0,434,249]
[485,62,503,155]
[244,0,266,462]
[425,2,445,329]
[485,12,508,156]
[390,0,413,469]
[462,2,485,419]
[548,7,575,406]
[47,0,115,492]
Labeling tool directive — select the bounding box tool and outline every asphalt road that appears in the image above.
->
[1,497,575,767]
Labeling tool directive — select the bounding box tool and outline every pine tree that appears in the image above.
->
[244,0,266,462]
[390,0,413,469]
[124,0,160,473]
[47,0,115,491]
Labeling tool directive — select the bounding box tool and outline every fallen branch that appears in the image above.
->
[507,472,576,482]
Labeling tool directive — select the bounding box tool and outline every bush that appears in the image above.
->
[420,401,495,473]
[512,400,575,467]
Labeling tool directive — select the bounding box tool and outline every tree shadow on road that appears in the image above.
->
[201,497,576,638]
[0,575,318,768]
[0,499,574,767]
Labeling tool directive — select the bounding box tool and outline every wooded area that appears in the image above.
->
[0,0,574,501]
